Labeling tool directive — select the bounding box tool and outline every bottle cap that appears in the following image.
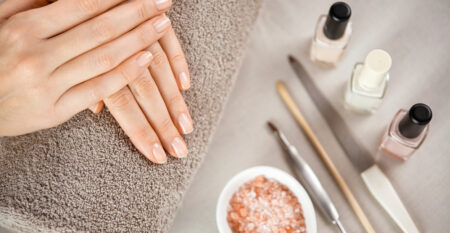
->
[399,103,432,138]
[323,2,351,40]
[358,49,392,89]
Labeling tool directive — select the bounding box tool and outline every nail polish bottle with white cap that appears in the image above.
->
[344,49,392,113]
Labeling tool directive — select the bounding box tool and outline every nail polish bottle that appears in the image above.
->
[379,103,432,161]
[310,2,352,66]
[344,49,392,113]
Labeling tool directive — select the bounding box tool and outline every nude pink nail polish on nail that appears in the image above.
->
[179,72,190,90]
[153,15,171,33]
[137,52,153,67]
[155,0,170,11]
[171,137,188,158]
[178,113,193,134]
[152,143,167,164]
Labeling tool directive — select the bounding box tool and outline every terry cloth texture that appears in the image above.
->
[0,0,263,232]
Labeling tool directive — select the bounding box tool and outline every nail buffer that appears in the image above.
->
[288,55,420,233]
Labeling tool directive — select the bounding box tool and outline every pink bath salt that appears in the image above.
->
[227,176,306,233]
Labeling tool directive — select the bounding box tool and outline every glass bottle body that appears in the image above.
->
[344,63,389,113]
[310,15,352,66]
[379,110,429,160]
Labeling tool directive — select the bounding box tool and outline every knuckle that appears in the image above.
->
[1,22,27,43]
[132,127,152,141]
[138,25,155,45]
[8,11,31,24]
[159,117,174,132]
[78,0,100,15]
[133,75,153,93]
[170,54,185,64]
[87,86,102,103]
[16,55,44,76]
[167,94,183,107]
[118,66,136,84]
[91,18,115,42]
[150,50,168,68]
[136,1,151,20]
[94,53,116,71]
[108,89,134,110]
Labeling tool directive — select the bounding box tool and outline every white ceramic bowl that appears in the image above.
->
[216,166,317,233]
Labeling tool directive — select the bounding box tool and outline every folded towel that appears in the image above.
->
[0,0,262,232]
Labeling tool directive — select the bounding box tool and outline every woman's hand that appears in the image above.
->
[88,28,194,163]
[99,31,194,164]
[0,1,171,136]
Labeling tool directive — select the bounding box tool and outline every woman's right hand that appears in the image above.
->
[0,0,172,136]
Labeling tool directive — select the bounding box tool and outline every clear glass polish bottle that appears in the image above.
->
[379,104,432,161]
[344,49,392,113]
[310,2,352,66]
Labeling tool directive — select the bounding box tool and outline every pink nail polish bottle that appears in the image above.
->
[310,2,352,66]
[379,103,432,161]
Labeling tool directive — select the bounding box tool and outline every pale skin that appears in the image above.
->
[0,0,193,164]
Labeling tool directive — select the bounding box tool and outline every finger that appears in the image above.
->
[55,51,153,117]
[159,28,191,90]
[50,15,171,92]
[147,42,194,135]
[46,0,171,61]
[129,69,188,158]
[0,0,47,19]
[104,87,167,164]
[30,0,126,38]
[88,101,104,114]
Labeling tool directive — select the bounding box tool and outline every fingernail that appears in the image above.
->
[88,103,99,113]
[171,137,188,158]
[179,72,191,90]
[155,0,170,11]
[137,51,153,67]
[153,15,171,33]
[89,102,104,114]
[151,143,167,164]
[178,113,193,134]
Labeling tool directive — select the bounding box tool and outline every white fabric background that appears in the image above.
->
[171,0,450,232]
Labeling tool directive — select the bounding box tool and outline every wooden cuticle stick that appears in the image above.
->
[276,81,376,233]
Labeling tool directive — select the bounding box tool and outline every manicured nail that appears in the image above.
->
[153,15,171,33]
[171,137,188,158]
[88,102,103,114]
[137,51,153,67]
[151,143,167,164]
[179,72,191,90]
[178,113,193,134]
[155,0,170,11]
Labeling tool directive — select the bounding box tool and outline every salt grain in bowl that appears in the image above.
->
[227,175,306,233]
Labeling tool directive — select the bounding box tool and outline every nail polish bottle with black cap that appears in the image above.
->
[379,104,432,160]
[310,2,352,66]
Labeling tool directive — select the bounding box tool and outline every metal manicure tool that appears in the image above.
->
[268,121,347,233]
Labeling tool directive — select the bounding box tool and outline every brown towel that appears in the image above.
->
[0,0,263,232]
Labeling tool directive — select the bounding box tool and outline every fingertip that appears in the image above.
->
[149,143,168,164]
[177,113,193,135]
[178,72,191,90]
[169,137,188,158]
[137,51,153,67]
